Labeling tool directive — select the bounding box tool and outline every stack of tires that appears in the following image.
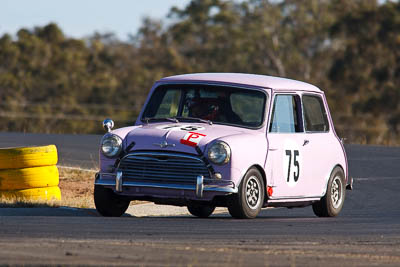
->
[0,145,61,201]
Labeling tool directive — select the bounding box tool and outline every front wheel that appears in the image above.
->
[228,168,265,219]
[312,167,346,217]
[187,203,215,218]
[94,185,130,217]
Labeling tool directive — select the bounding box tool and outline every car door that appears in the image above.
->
[265,93,310,199]
[300,93,334,197]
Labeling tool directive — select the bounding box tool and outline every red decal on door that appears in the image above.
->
[180,132,206,147]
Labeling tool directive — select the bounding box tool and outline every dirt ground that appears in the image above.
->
[0,167,145,209]
[58,167,96,208]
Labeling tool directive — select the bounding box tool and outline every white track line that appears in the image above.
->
[355,177,400,181]
[57,165,97,172]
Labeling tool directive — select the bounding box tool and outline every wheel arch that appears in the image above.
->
[246,164,268,205]
[253,164,267,185]
[321,164,345,197]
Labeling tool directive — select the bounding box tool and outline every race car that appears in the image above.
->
[94,73,352,218]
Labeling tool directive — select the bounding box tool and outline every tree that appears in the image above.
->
[329,0,400,143]
[1,0,399,144]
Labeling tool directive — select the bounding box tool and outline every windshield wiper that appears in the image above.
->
[174,116,212,125]
[143,117,179,124]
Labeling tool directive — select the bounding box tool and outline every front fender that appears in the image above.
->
[215,132,267,186]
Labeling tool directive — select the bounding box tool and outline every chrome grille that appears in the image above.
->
[118,152,211,184]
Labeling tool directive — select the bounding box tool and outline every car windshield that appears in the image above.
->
[142,84,267,128]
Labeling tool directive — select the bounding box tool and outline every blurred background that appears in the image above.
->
[0,0,399,145]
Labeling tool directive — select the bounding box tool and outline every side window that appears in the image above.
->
[302,95,329,132]
[269,94,302,133]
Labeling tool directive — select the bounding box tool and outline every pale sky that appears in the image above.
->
[1,0,188,40]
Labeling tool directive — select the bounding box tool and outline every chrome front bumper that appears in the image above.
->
[95,171,237,198]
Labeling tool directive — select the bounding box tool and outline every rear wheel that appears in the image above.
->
[228,168,265,219]
[94,185,130,217]
[187,203,215,218]
[312,167,346,217]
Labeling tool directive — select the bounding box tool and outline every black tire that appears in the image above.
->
[228,168,265,219]
[187,203,216,218]
[94,185,130,217]
[312,167,346,217]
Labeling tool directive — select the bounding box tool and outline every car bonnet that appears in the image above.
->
[124,122,250,154]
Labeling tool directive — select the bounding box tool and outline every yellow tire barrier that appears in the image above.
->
[0,186,61,201]
[0,165,59,190]
[0,145,58,170]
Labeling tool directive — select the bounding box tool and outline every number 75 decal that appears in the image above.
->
[285,149,300,184]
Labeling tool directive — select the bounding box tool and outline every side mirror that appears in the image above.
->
[103,119,114,132]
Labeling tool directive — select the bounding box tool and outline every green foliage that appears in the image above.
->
[0,0,399,144]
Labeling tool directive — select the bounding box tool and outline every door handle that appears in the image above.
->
[303,140,309,146]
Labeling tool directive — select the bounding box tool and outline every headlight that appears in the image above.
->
[208,141,231,165]
[101,134,122,158]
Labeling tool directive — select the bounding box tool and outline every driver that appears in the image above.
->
[189,98,220,121]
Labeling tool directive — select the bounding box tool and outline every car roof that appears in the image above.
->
[159,73,322,92]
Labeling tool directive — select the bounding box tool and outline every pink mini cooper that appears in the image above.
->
[94,73,352,219]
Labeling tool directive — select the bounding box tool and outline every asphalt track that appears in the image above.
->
[0,132,399,266]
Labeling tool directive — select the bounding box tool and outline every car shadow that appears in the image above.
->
[0,205,107,217]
